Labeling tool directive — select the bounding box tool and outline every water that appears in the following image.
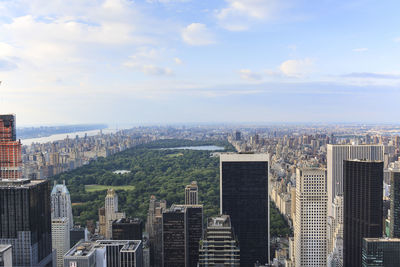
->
[21,128,117,145]
[162,145,225,151]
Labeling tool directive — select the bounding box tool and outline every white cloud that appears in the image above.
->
[182,23,215,46]
[239,69,262,81]
[174,57,183,64]
[123,47,173,76]
[216,0,286,31]
[352,48,368,52]
[279,58,314,78]
[146,0,189,3]
[395,37,400,43]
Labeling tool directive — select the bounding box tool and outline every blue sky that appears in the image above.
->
[0,0,400,125]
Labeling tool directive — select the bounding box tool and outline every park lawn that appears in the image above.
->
[84,184,135,193]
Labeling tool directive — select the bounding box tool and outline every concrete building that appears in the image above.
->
[51,180,74,229]
[344,160,383,267]
[185,181,198,205]
[0,245,12,267]
[362,238,400,267]
[64,241,106,267]
[0,179,53,267]
[220,153,269,266]
[198,215,240,266]
[104,189,126,239]
[0,114,22,179]
[145,196,166,267]
[52,217,70,267]
[294,168,327,267]
[389,161,400,238]
[96,240,143,267]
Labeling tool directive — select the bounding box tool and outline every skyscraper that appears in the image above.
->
[51,180,74,229]
[198,215,240,266]
[185,181,198,205]
[52,217,70,267]
[327,144,384,216]
[220,153,269,266]
[389,161,400,238]
[362,238,400,267]
[112,218,143,241]
[162,204,203,267]
[146,196,166,267]
[294,168,327,267]
[0,114,22,179]
[0,179,53,267]
[343,160,383,267]
[105,189,126,239]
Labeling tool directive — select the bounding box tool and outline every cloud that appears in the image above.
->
[146,0,189,3]
[123,47,173,75]
[216,0,287,31]
[239,69,262,81]
[182,23,215,46]
[395,37,400,43]
[142,65,173,75]
[352,48,368,52]
[342,72,400,79]
[279,58,314,77]
[0,59,18,71]
[174,57,183,64]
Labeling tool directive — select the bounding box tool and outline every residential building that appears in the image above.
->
[0,114,22,179]
[220,153,269,266]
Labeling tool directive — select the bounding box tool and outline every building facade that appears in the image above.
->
[389,162,400,238]
[52,217,70,267]
[198,215,240,266]
[185,181,198,205]
[112,218,143,241]
[51,180,74,229]
[344,160,383,267]
[220,153,269,266]
[0,245,12,267]
[0,179,53,267]
[362,238,400,267]
[96,240,143,267]
[104,189,126,239]
[294,168,327,267]
[0,114,22,179]
[146,196,166,267]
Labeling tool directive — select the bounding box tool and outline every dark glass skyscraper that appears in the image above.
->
[0,179,53,267]
[220,154,269,267]
[112,218,143,241]
[389,163,400,238]
[344,160,383,267]
[362,238,400,267]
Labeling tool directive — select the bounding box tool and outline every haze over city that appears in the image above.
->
[1,0,400,125]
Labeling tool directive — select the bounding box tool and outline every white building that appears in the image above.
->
[294,168,327,267]
[51,181,74,229]
[185,181,198,205]
[105,189,125,239]
[327,145,384,216]
[52,217,70,267]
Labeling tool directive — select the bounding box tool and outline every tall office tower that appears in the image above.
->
[198,215,240,266]
[235,131,241,141]
[51,180,74,229]
[0,245,12,266]
[96,240,143,267]
[389,161,400,238]
[112,218,143,241]
[99,207,106,237]
[220,153,269,266]
[343,160,383,267]
[0,114,22,179]
[327,144,384,216]
[0,179,53,267]
[146,196,166,267]
[70,226,88,248]
[105,189,126,239]
[362,238,400,267]
[52,217,70,267]
[185,181,198,205]
[294,168,327,267]
[162,204,203,267]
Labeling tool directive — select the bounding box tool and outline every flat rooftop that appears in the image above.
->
[0,179,47,188]
[96,240,141,252]
[65,241,98,258]
[364,238,400,243]
[220,153,269,162]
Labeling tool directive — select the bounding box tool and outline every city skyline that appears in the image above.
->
[1,0,400,125]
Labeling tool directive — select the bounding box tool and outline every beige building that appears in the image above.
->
[104,189,125,239]
[51,217,70,267]
[294,168,327,267]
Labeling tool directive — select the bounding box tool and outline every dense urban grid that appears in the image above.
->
[1,114,400,266]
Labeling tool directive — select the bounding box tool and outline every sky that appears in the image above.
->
[1,0,400,126]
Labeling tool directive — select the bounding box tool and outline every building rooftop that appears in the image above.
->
[51,181,70,195]
[113,217,142,224]
[0,244,12,253]
[0,179,47,188]
[389,161,400,172]
[207,215,231,228]
[220,153,269,162]
[65,241,99,258]
[364,237,400,243]
[96,240,141,252]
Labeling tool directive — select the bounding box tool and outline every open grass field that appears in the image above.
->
[84,184,135,192]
